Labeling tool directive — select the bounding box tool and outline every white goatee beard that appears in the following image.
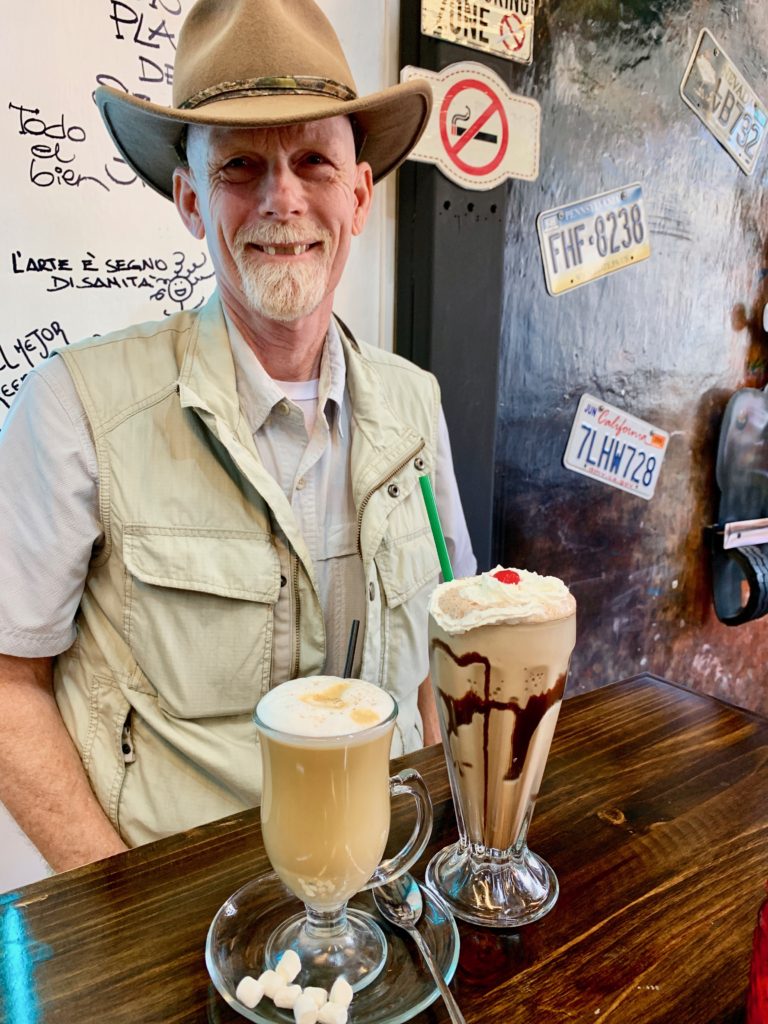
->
[233,224,333,323]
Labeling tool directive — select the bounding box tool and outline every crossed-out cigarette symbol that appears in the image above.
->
[450,106,498,145]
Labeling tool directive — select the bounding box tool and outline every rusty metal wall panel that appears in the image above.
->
[396,0,768,714]
[492,0,768,713]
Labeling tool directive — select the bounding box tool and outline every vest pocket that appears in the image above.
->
[374,526,440,704]
[123,526,281,718]
[375,525,441,607]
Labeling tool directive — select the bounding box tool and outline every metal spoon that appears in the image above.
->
[373,874,467,1024]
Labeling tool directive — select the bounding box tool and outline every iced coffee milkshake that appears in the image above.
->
[426,566,576,927]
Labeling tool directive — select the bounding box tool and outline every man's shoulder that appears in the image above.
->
[340,327,441,443]
[347,332,438,392]
[57,302,215,427]
[63,304,203,358]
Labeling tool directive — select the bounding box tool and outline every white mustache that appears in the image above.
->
[234,223,331,250]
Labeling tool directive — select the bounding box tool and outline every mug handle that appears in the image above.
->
[362,768,433,890]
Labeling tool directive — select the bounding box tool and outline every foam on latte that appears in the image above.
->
[430,565,575,634]
[256,676,395,738]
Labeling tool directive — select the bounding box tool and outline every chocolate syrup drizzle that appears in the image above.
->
[431,638,567,828]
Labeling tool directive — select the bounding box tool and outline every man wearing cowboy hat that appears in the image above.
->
[0,0,475,871]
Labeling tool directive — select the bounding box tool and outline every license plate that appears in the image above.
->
[563,394,669,501]
[536,184,651,296]
[680,28,768,175]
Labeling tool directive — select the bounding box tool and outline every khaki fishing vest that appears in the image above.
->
[55,295,442,847]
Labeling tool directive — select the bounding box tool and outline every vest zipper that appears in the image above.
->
[290,551,301,678]
[356,438,426,554]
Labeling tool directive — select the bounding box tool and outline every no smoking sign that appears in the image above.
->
[440,78,509,177]
[401,62,540,190]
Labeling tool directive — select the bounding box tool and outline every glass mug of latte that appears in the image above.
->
[253,677,432,991]
[426,567,576,928]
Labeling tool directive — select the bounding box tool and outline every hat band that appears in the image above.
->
[180,76,357,110]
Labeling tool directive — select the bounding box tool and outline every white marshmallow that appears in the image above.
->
[276,948,302,983]
[235,976,264,1009]
[258,969,283,999]
[293,993,319,1024]
[274,984,302,1009]
[303,986,328,1008]
[328,977,354,1008]
[318,1004,348,1024]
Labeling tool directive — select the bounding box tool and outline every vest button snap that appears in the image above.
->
[369,582,375,601]
[280,575,287,587]
[387,483,400,498]
[414,456,425,471]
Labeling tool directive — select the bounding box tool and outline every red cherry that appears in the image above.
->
[492,569,520,585]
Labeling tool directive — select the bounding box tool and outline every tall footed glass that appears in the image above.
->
[425,569,576,928]
[253,677,432,992]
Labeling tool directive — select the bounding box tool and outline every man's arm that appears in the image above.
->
[0,654,128,872]
[434,407,477,580]
[418,676,442,747]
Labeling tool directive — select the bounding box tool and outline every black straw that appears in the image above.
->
[342,619,360,678]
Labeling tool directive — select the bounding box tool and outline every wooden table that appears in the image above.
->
[1,674,767,1023]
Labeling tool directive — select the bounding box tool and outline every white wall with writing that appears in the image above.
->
[0,0,399,424]
[0,0,400,882]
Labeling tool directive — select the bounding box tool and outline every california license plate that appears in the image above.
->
[680,28,768,175]
[537,184,651,296]
[563,394,669,501]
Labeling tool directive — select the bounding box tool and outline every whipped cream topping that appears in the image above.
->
[430,566,576,633]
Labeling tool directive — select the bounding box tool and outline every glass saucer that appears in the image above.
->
[205,876,460,1024]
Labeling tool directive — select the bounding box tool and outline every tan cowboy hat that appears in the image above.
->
[95,0,432,200]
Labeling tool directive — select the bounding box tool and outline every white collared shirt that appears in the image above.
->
[227,316,365,678]
[0,320,476,677]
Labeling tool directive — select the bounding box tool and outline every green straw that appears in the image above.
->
[419,475,454,582]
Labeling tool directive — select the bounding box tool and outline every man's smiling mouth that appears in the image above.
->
[251,243,316,256]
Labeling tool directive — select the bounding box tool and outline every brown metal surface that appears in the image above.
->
[491,0,768,715]
[1,675,766,1022]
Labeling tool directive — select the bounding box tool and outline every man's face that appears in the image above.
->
[173,118,373,325]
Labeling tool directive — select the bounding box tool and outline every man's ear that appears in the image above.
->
[351,161,374,237]
[173,166,206,240]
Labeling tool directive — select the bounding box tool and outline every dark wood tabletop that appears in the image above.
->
[1,673,767,1024]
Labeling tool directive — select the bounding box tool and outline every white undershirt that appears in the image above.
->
[274,378,320,438]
